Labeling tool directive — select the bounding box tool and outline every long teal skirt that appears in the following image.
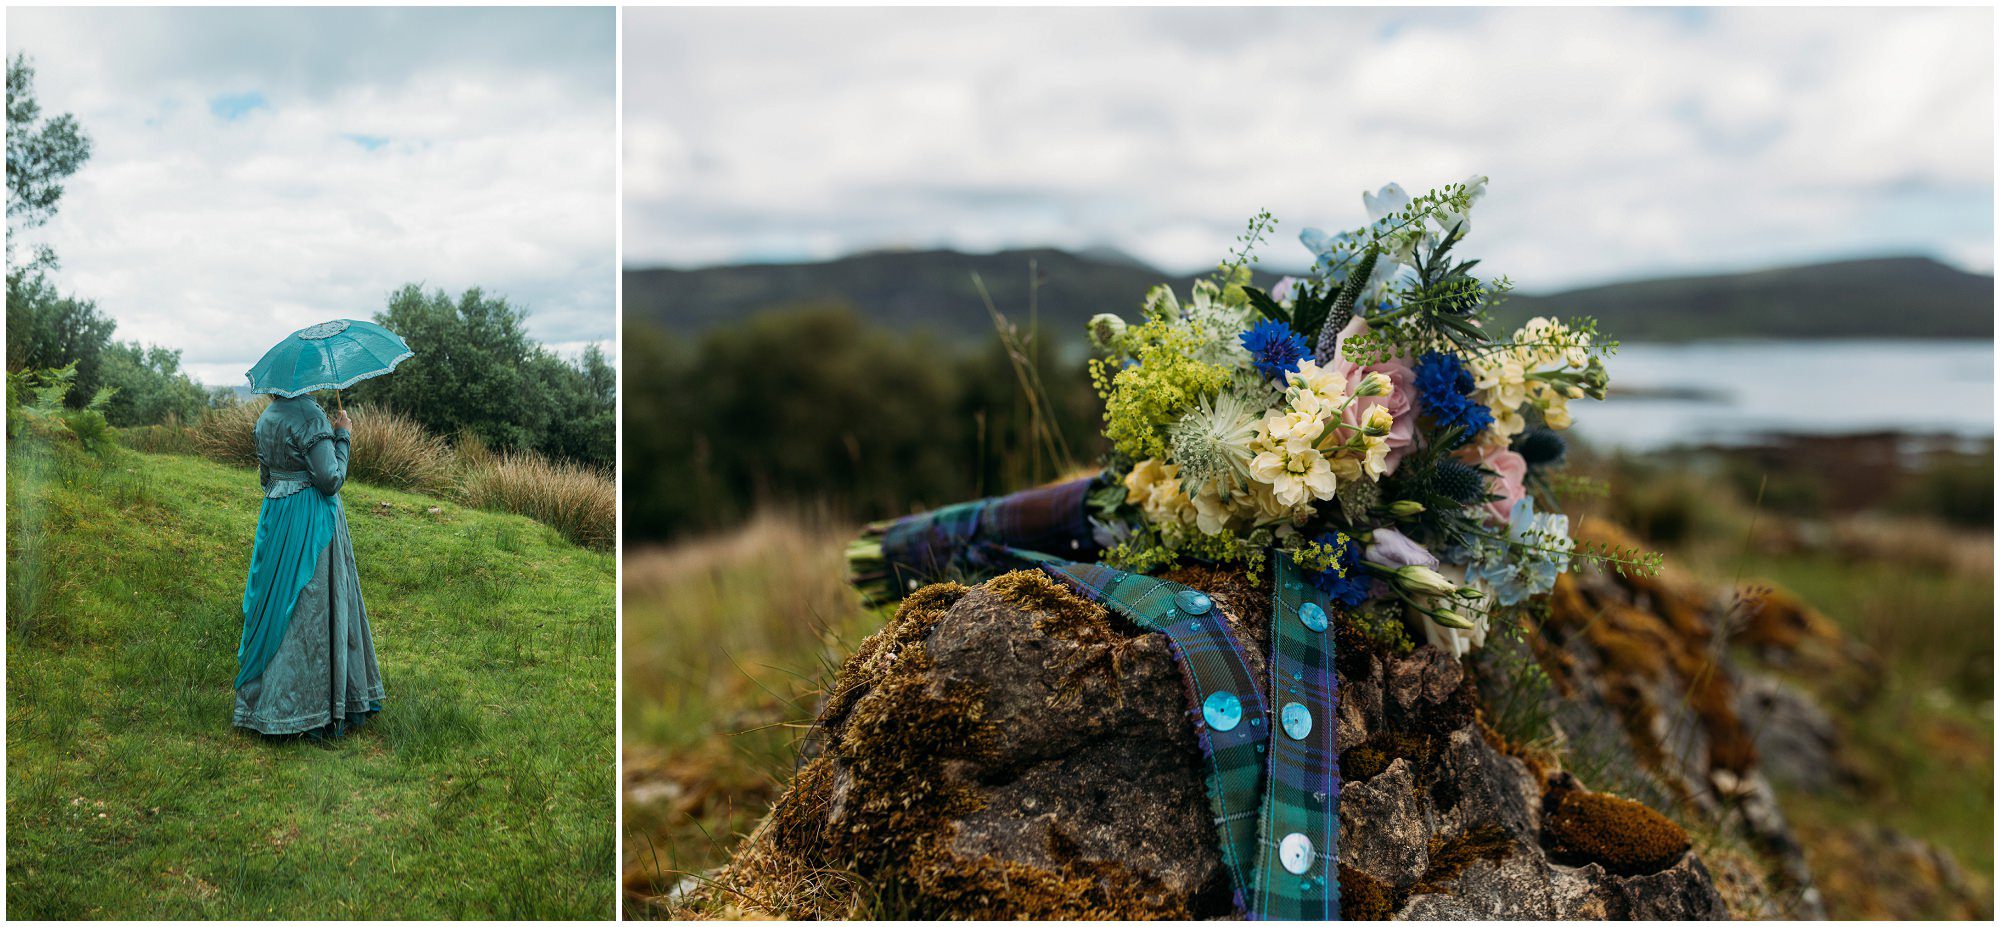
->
[234,491,384,736]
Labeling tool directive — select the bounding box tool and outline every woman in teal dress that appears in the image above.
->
[235,395,384,736]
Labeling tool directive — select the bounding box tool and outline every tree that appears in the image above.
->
[98,340,211,427]
[7,52,92,269]
[5,270,114,400]
[534,343,615,469]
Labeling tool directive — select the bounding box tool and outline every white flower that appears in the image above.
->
[1247,419,1340,509]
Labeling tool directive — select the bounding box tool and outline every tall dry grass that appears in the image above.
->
[122,398,613,551]
[459,452,615,551]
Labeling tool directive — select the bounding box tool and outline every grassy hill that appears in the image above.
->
[6,439,615,918]
[625,250,1991,343]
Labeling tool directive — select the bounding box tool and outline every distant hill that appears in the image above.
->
[625,250,1992,343]
[1496,256,1993,341]
[623,247,1288,342]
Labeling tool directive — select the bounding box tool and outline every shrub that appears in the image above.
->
[458,452,615,551]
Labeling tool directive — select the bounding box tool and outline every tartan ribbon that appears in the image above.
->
[868,481,1342,919]
[878,476,1099,592]
[1019,551,1342,920]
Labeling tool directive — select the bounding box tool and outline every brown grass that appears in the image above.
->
[458,452,615,551]
[122,398,612,551]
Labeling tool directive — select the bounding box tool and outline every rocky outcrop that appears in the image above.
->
[691,551,1802,919]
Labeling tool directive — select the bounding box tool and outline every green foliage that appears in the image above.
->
[344,285,612,470]
[5,270,115,401]
[97,340,210,427]
[7,52,93,268]
[6,363,114,453]
[621,304,1102,540]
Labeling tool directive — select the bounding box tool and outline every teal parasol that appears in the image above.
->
[245,319,412,404]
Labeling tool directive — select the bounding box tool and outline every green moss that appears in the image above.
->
[1543,788,1691,877]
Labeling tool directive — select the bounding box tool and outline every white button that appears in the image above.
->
[1280,833,1314,874]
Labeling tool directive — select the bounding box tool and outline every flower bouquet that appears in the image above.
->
[851,178,1651,657]
[845,179,1657,920]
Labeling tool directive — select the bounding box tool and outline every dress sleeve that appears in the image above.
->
[303,426,351,496]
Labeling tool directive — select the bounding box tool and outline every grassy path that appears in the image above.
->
[6,443,616,918]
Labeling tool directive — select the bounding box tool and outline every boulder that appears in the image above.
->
[699,565,1763,918]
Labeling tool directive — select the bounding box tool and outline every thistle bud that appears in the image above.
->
[1087,313,1127,350]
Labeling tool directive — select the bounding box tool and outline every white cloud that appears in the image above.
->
[623,6,1993,290]
[8,6,615,386]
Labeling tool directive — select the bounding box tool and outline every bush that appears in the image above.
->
[458,452,615,551]
[97,340,211,427]
[6,364,115,454]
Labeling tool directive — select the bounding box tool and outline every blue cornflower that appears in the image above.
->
[1413,351,1493,446]
[1307,532,1372,608]
[1240,319,1311,380]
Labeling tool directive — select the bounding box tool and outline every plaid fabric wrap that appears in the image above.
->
[1030,556,1270,913]
[1251,558,1343,919]
[879,476,1099,593]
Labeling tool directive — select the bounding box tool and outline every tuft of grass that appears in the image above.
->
[186,399,264,469]
[459,452,615,552]
[6,441,616,919]
[343,405,454,493]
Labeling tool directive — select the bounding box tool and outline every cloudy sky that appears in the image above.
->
[8,6,614,386]
[625,5,1993,291]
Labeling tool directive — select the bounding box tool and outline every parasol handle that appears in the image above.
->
[335,389,344,413]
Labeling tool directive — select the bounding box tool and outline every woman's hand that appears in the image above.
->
[330,408,352,432]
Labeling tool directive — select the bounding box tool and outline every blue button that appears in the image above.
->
[1281,702,1313,740]
[1299,602,1328,632]
[1176,589,1213,615]
[1202,691,1242,732]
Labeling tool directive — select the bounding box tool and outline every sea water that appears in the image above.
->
[1572,339,1994,452]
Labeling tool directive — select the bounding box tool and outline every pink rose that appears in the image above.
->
[1459,444,1527,524]
[1331,318,1416,474]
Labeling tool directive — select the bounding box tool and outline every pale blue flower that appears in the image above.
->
[1464,497,1573,605]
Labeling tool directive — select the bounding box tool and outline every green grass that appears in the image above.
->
[6,439,616,919]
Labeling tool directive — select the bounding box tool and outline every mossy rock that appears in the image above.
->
[1543,788,1692,877]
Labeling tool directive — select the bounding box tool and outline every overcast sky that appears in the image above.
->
[625,5,1993,291]
[8,6,614,386]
